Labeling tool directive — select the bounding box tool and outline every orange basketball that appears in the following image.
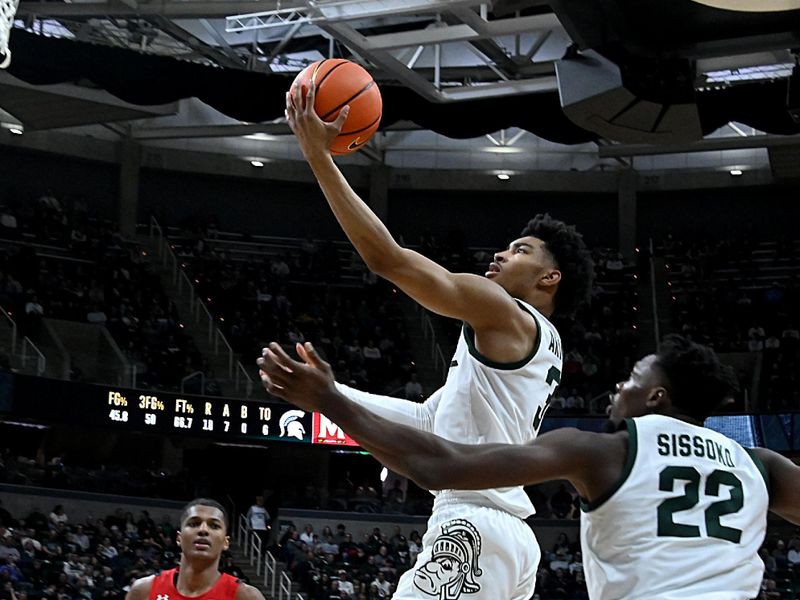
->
[290,59,382,155]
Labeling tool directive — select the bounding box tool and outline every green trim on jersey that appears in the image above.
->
[744,448,770,497]
[581,418,638,513]
[461,301,542,370]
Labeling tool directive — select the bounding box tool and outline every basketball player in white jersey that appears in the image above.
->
[259,335,800,600]
[284,82,594,599]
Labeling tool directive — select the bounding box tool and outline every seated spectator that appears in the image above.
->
[319,532,339,555]
[384,481,405,512]
[0,556,23,583]
[788,538,800,566]
[370,572,392,599]
[48,506,68,527]
[337,571,355,599]
[68,526,90,553]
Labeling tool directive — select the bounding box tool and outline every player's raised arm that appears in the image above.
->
[286,82,528,332]
[752,447,800,525]
[259,342,623,497]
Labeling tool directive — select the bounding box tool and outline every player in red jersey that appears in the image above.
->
[125,499,264,600]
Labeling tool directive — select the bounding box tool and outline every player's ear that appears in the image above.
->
[647,387,669,409]
[224,536,230,550]
[540,269,561,288]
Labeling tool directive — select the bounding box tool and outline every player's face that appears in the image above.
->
[608,354,664,426]
[486,236,559,296]
[177,506,229,561]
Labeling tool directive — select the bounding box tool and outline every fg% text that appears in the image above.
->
[108,391,129,422]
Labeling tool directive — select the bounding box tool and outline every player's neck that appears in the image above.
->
[523,290,555,318]
[659,409,704,427]
[176,560,221,596]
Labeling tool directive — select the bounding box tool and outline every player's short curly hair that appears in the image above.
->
[520,214,594,315]
[655,335,740,421]
[180,498,229,532]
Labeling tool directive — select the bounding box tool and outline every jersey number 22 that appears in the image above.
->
[657,466,744,543]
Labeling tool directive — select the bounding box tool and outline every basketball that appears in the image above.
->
[290,58,382,155]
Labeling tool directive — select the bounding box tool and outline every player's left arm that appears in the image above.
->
[236,583,266,600]
[751,447,800,525]
[398,427,613,494]
[259,341,617,495]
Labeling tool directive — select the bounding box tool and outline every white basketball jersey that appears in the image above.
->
[581,414,769,600]
[431,299,563,519]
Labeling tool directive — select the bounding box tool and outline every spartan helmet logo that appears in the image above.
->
[413,519,483,600]
[279,409,306,440]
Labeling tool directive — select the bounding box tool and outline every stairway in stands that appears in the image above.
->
[229,534,304,600]
[398,296,451,397]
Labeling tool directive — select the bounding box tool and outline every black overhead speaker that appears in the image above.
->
[556,50,703,144]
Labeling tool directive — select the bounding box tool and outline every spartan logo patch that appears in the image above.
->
[413,519,483,599]
[278,409,306,440]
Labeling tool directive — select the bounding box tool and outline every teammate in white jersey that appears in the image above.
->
[259,335,800,600]
[283,83,593,599]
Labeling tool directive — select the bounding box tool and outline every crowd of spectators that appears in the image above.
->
[662,236,800,411]
[0,193,210,392]
[0,501,248,600]
[269,519,800,600]
[276,522,416,599]
[549,247,640,415]
[172,228,416,395]
[0,446,579,526]
[0,450,194,502]
[0,191,115,261]
[759,527,800,600]
[533,527,800,600]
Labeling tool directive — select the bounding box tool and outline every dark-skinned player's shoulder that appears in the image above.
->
[124,575,155,600]
[236,582,266,600]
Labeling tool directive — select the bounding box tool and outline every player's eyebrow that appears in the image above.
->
[509,242,534,251]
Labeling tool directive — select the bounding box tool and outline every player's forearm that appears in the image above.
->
[305,153,402,273]
[317,389,538,491]
[317,390,454,487]
[334,382,434,431]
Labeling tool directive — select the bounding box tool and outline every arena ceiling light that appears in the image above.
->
[703,63,794,84]
[243,133,280,142]
[1,121,23,134]
[690,0,800,10]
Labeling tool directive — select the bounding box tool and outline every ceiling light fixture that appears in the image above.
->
[250,160,265,167]
[690,0,800,11]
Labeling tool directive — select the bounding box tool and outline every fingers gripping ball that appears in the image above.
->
[291,59,382,155]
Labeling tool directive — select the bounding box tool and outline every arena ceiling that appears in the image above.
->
[2,0,800,173]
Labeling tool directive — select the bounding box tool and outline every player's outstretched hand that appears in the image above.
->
[286,81,349,161]
[257,342,337,411]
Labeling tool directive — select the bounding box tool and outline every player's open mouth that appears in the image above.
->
[485,262,501,277]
